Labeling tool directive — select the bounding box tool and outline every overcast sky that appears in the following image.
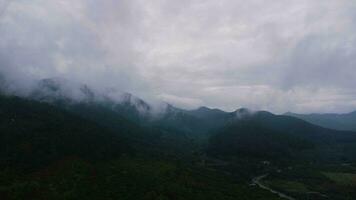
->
[0,0,356,113]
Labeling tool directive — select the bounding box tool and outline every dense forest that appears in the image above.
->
[1,82,356,199]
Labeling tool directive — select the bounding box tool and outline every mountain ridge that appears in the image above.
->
[285,111,356,131]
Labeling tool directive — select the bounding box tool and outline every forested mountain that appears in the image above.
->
[207,110,356,162]
[286,111,356,131]
[6,78,356,163]
[0,95,129,171]
[29,78,152,123]
[0,94,282,200]
[1,78,356,199]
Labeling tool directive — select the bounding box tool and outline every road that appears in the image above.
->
[252,174,296,200]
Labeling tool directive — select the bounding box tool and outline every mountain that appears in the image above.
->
[151,106,248,139]
[188,106,227,120]
[0,73,11,95]
[28,78,231,140]
[250,111,356,143]
[208,110,356,162]
[0,95,285,200]
[29,78,150,108]
[29,78,153,122]
[187,107,233,132]
[0,74,6,92]
[0,93,200,171]
[151,104,203,134]
[0,95,130,171]
[28,78,200,156]
[207,121,313,160]
[6,78,356,163]
[285,111,356,131]
[2,78,356,199]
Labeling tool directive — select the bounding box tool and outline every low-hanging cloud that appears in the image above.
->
[0,0,356,113]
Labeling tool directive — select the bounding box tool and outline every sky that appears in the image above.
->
[0,0,356,114]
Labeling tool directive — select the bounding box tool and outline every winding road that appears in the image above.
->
[252,174,296,200]
[203,156,296,200]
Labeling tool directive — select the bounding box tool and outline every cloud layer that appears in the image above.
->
[1,0,356,113]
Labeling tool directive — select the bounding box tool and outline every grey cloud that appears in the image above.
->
[1,0,356,113]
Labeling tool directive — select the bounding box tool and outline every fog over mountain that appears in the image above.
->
[1,0,356,113]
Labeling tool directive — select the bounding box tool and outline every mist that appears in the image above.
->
[1,0,356,114]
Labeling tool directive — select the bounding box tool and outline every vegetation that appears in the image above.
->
[207,121,312,161]
[0,95,282,199]
[323,172,356,186]
[0,95,130,171]
[1,90,356,199]
[263,164,356,200]
[0,157,284,200]
[207,111,356,163]
[263,180,309,193]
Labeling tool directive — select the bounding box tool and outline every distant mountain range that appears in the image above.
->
[1,77,356,164]
[22,77,356,133]
[285,111,356,131]
[208,110,356,162]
